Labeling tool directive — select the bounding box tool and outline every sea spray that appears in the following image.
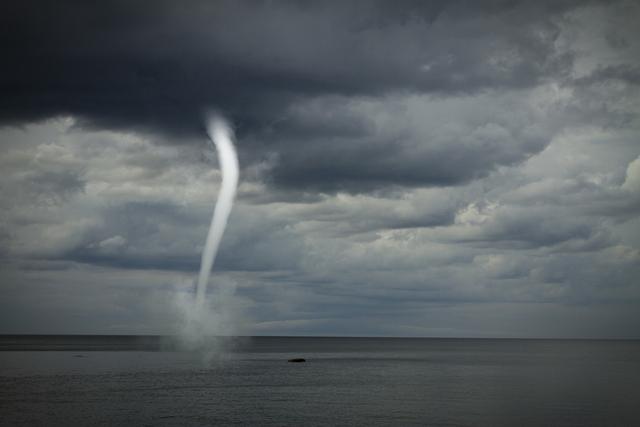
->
[173,276,243,360]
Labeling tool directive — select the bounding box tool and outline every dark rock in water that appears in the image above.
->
[288,358,306,363]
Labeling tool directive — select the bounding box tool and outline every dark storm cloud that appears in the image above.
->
[1,0,598,192]
[2,1,572,120]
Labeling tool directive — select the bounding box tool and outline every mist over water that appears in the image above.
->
[173,114,240,356]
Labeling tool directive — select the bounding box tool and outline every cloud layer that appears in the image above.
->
[1,0,639,337]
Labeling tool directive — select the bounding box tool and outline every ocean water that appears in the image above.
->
[1,337,639,426]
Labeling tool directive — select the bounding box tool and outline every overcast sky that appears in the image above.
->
[1,0,639,337]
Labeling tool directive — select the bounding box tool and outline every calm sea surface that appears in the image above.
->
[1,336,639,426]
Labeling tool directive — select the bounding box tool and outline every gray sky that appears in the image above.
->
[1,0,639,337]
